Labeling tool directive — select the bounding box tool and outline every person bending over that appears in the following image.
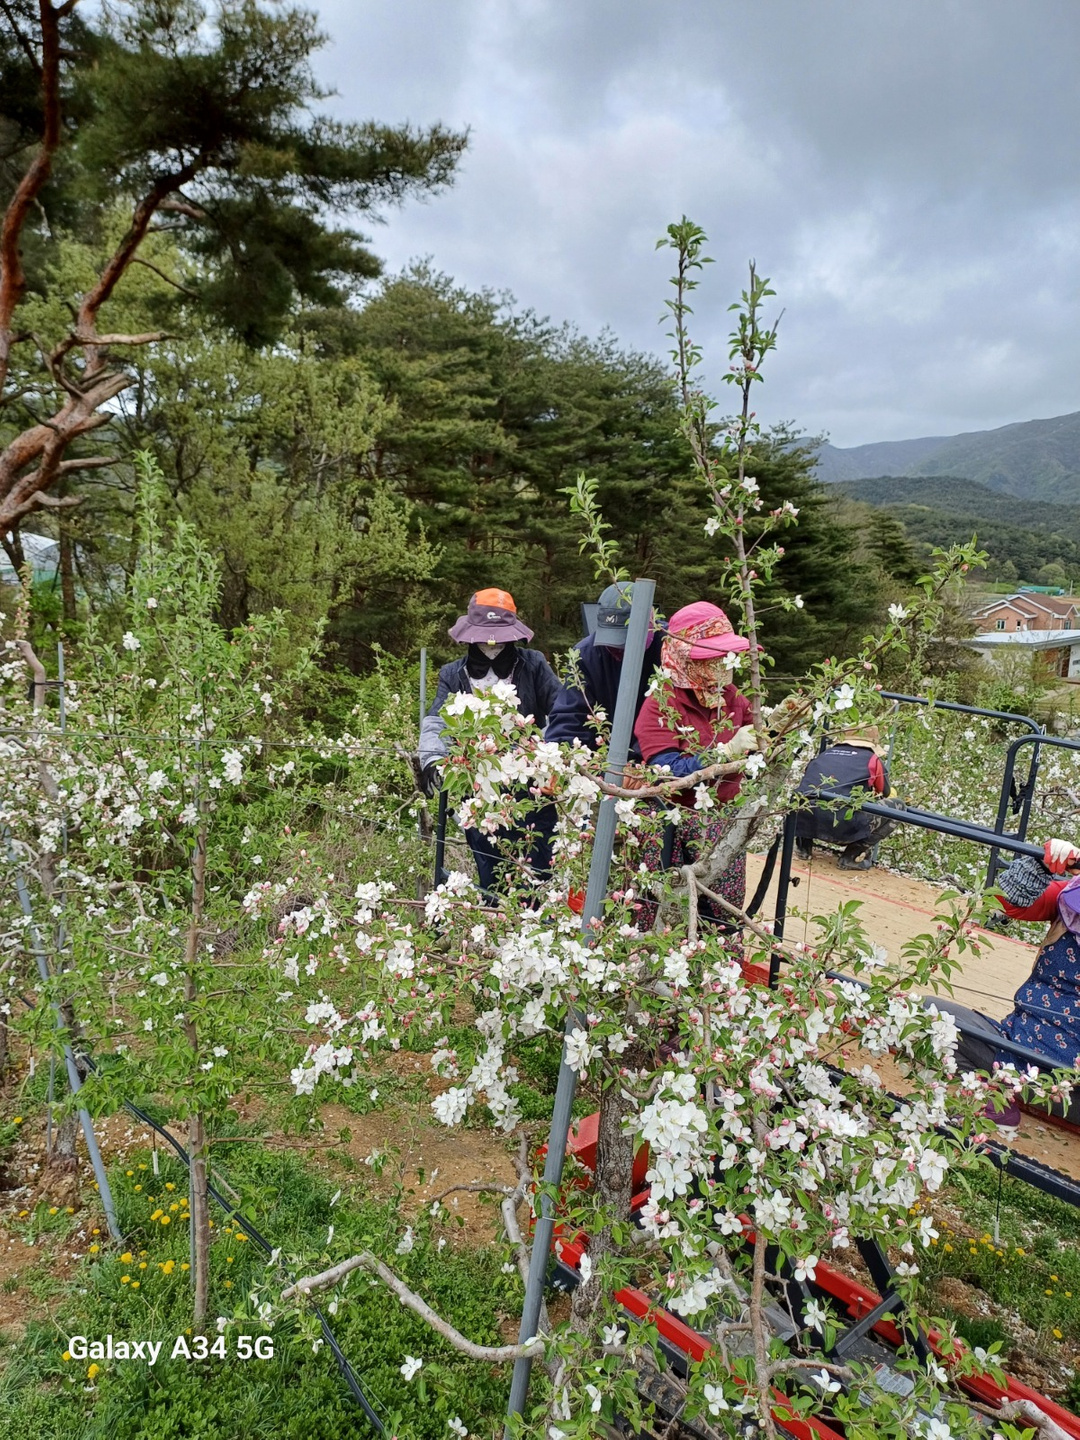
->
[794,726,902,871]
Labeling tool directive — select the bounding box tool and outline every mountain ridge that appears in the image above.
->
[815,411,1080,504]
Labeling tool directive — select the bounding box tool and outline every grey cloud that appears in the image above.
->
[309,0,1080,445]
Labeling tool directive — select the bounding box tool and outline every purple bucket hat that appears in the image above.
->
[448,588,534,645]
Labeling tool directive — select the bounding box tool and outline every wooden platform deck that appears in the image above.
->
[746,848,1037,1020]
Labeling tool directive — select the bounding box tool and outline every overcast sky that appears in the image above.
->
[310,0,1080,449]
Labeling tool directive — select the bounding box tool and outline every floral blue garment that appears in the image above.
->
[997,929,1080,1067]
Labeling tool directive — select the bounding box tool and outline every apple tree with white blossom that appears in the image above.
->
[273,232,1072,1440]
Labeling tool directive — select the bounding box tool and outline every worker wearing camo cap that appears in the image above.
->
[419,588,559,899]
[545,580,665,753]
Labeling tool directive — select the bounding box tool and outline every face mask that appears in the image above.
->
[689,660,732,708]
[466,642,517,680]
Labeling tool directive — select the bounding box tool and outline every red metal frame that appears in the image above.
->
[551,1114,1080,1438]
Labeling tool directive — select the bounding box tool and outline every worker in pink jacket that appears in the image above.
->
[633,602,757,930]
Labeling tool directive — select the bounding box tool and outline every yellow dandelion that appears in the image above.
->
[48,1206,58,1215]
[1046,1289,1054,1296]
[65,1206,74,1215]
[134,1185,142,1193]
[169,1203,179,1213]
[181,1263,189,1271]
[125,1170,133,1177]
[1016,1246,1026,1256]
[151,1210,163,1221]
[944,1243,954,1253]
[1054,1328,1064,1339]
[165,1183,175,1192]
[131,1281,140,1290]
[1067,1291,1073,1298]
[160,1216,171,1226]
[121,1276,130,1285]
[89,1245,100,1255]
[224,1280,233,1289]
[138,1164,147,1171]
[139,1250,146,1257]
[18,1209,28,1218]
[138,1262,147,1270]
[235,1233,247,1243]
[91,1228,100,1236]
[87,1363,100,1380]
[62,1350,71,1361]
[226,1256,234,1264]
[121,1252,133,1263]
[13,1117,22,1125]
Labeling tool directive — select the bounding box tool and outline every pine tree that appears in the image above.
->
[0,0,466,541]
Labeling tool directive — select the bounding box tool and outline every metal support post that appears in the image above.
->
[10,864,122,1240]
[768,811,798,988]
[504,579,655,1432]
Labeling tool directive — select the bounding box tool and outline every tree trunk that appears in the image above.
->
[2,530,25,574]
[570,1070,636,1332]
[48,1110,78,1171]
[188,1111,211,1328]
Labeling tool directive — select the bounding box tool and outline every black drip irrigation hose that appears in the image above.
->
[71,1046,387,1433]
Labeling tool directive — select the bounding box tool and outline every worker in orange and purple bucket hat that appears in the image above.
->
[419,588,560,899]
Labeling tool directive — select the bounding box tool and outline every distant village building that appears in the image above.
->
[967,591,1080,681]
[970,591,1080,633]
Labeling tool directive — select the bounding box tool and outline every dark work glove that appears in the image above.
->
[420,762,442,799]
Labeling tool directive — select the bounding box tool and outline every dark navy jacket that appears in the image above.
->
[544,632,665,752]
[419,648,560,769]
[794,742,892,845]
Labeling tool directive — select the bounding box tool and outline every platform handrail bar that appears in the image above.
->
[878,691,1043,733]
[876,692,1044,888]
[811,789,1047,858]
[990,732,1080,886]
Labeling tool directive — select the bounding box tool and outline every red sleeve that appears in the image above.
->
[998,877,1068,921]
[719,687,752,734]
[867,754,886,794]
[634,696,681,762]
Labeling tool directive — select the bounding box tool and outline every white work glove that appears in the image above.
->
[1044,837,1080,874]
[716,724,759,761]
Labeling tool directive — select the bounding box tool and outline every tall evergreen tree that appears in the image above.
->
[0,0,465,543]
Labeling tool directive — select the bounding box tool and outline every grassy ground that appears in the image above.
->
[5,1058,1080,1433]
[918,1158,1080,1407]
[0,1012,576,1440]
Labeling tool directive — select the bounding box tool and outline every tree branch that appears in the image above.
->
[71,328,171,348]
[130,256,199,298]
[0,0,63,395]
[281,1250,545,1362]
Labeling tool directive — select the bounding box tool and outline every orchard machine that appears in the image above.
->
[537,716,1080,1440]
[422,600,1080,1440]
